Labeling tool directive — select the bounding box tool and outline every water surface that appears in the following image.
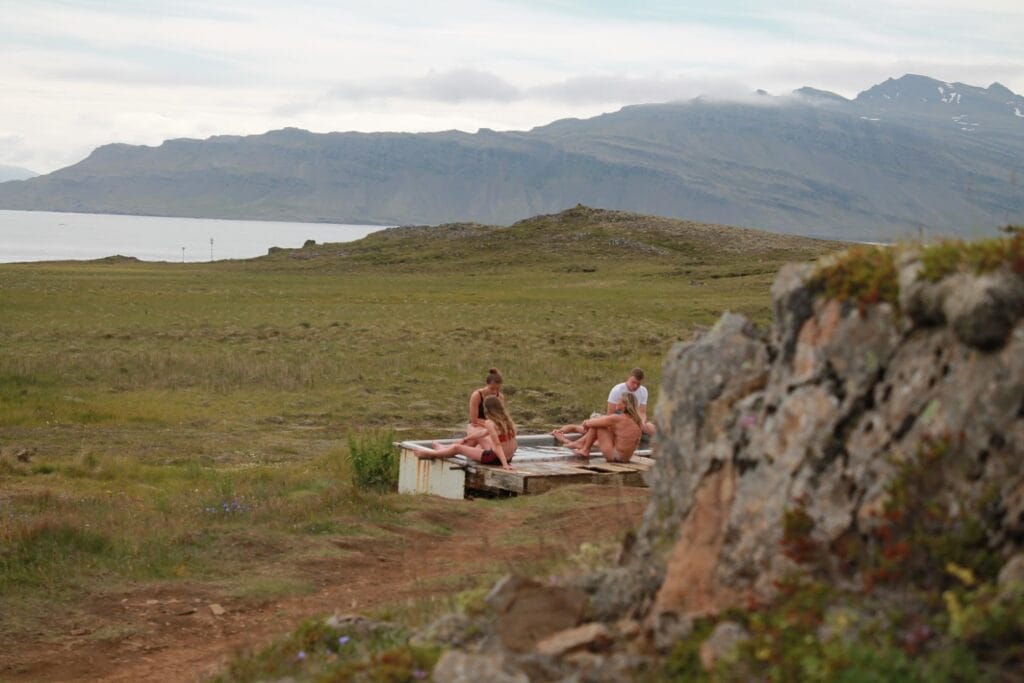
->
[0,210,389,263]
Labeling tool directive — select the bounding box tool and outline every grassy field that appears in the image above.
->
[0,206,839,680]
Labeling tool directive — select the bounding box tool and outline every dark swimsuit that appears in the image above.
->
[475,389,504,420]
[476,391,487,420]
[481,430,515,465]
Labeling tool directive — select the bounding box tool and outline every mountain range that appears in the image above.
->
[0,74,1022,240]
[0,165,37,183]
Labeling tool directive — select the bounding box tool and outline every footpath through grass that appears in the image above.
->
[0,207,838,676]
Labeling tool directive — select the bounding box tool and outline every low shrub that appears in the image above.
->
[346,429,399,492]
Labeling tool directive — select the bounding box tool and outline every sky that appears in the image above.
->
[2,0,1023,173]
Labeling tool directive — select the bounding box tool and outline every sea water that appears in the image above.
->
[0,210,390,263]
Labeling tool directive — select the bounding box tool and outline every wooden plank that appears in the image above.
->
[397,435,654,498]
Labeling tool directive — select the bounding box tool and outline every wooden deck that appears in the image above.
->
[396,434,654,499]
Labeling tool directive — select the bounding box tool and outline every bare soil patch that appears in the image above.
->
[1,486,647,682]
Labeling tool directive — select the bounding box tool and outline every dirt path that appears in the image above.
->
[2,486,648,682]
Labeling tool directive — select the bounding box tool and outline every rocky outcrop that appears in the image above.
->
[427,243,1024,681]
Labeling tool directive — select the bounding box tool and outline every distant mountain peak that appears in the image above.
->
[988,82,1014,97]
[854,74,1023,119]
[792,86,850,104]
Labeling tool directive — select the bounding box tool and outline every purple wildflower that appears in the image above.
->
[296,650,307,661]
[412,669,427,679]
[338,635,351,645]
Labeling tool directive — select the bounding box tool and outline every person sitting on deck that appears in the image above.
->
[552,367,655,442]
[607,367,656,437]
[469,367,505,428]
[413,395,517,470]
[553,393,643,462]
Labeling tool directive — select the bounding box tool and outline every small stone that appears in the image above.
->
[209,603,226,616]
[563,651,606,669]
[176,607,197,616]
[616,618,641,639]
[70,628,89,636]
[998,554,1024,598]
[431,651,528,683]
[699,621,749,671]
[649,611,693,654]
[145,599,159,605]
[535,622,613,657]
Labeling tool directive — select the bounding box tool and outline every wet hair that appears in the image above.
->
[483,394,515,438]
[621,393,643,430]
[630,367,645,381]
[485,367,504,385]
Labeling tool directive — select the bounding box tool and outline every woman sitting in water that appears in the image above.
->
[469,367,505,428]
[553,393,643,462]
[414,395,517,470]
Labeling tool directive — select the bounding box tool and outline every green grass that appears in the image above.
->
[810,231,1024,310]
[0,207,838,664]
[920,230,1024,281]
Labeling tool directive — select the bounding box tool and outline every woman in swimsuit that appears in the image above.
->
[469,367,504,428]
[414,395,517,470]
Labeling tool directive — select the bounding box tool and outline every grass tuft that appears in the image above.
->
[920,232,1024,282]
[347,430,400,493]
[810,245,898,308]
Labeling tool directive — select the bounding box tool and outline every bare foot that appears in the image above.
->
[552,430,573,446]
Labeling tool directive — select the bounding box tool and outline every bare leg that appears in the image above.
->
[412,441,462,459]
[414,439,495,460]
[571,428,597,457]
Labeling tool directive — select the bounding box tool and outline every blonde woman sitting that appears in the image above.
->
[414,395,517,470]
[553,393,642,462]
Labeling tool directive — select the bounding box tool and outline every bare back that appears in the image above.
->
[610,414,642,459]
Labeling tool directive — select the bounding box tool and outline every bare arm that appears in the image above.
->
[469,391,483,426]
[606,402,618,415]
[638,405,648,423]
[583,414,619,430]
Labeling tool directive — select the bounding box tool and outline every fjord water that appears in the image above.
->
[0,210,389,263]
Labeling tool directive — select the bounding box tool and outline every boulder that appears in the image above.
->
[484,575,587,652]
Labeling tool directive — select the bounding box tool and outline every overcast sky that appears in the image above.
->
[2,0,1022,173]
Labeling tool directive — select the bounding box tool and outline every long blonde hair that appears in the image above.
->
[483,395,515,438]
[621,393,643,430]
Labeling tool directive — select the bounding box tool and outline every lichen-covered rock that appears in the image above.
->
[699,621,749,671]
[942,269,1024,350]
[432,242,1024,682]
[622,256,1024,624]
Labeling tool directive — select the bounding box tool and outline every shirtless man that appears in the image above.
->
[553,393,643,462]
